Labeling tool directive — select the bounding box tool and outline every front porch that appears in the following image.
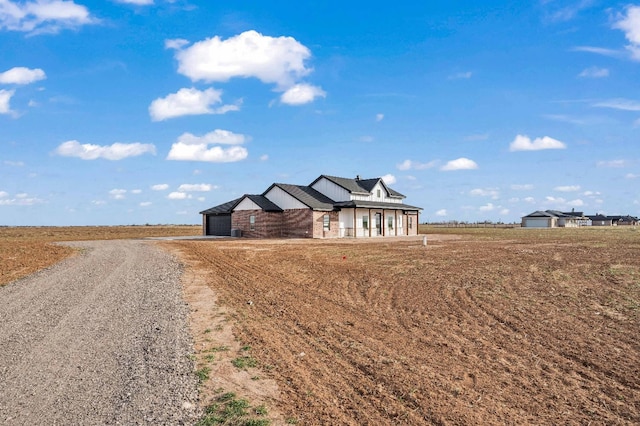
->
[338,207,419,238]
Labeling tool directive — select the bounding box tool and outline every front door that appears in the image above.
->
[375,213,382,236]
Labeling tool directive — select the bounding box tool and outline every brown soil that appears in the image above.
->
[0,226,199,286]
[166,228,640,425]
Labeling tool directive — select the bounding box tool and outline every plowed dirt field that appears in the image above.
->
[168,228,640,425]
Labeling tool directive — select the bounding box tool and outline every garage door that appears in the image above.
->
[523,218,549,228]
[207,214,231,236]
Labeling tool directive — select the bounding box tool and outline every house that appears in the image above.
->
[588,214,613,227]
[606,215,639,226]
[521,210,587,228]
[200,174,422,238]
[522,210,638,228]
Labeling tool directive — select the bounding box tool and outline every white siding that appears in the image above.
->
[311,177,350,201]
[264,186,307,209]
[362,182,402,204]
[338,209,355,237]
[234,197,261,211]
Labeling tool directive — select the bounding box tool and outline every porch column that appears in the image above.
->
[382,209,385,236]
[353,208,357,238]
[393,210,396,236]
[368,209,372,237]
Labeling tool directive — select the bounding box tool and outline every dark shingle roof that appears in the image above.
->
[199,198,241,215]
[314,175,405,198]
[200,194,283,215]
[266,183,336,211]
[523,210,558,218]
[245,194,283,212]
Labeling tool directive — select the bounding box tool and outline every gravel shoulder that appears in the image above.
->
[0,240,199,425]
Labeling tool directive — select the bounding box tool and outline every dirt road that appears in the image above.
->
[0,240,199,425]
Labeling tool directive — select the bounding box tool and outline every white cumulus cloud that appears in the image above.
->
[149,87,239,121]
[0,0,97,34]
[177,183,215,192]
[381,174,396,185]
[479,203,496,212]
[54,140,156,160]
[173,30,312,88]
[151,184,169,191]
[177,129,247,145]
[470,188,499,199]
[509,135,566,151]
[139,201,152,207]
[280,83,326,105]
[0,89,14,115]
[0,67,46,84]
[167,129,249,163]
[435,209,447,217]
[554,185,581,192]
[440,157,478,171]
[109,189,126,200]
[613,5,640,61]
[375,113,384,122]
[167,192,191,200]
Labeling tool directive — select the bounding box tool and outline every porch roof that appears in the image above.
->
[333,200,422,211]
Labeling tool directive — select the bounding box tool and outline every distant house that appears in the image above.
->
[607,215,639,226]
[200,175,422,238]
[522,210,638,228]
[588,214,612,227]
[521,210,586,228]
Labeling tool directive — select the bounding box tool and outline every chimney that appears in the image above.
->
[356,175,361,180]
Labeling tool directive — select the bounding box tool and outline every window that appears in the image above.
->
[250,215,255,231]
[387,216,394,230]
[362,215,368,230]
[323,214,330,231]
[376,189,381,198]
[408,216,413,229]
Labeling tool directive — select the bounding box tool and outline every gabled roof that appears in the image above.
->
[523,210,558,218]
[312,175,406,199]
[199,198,241,215]
[244,194,283,212]
[200,194,283,215]
[546,210,575,218]
[264,183,336,211]
[356,178,405,198]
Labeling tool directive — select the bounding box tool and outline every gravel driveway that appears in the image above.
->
[0,240,199,425]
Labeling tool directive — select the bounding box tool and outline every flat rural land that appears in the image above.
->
[2,226,639,425]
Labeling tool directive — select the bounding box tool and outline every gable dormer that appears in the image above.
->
[311,175,405,204]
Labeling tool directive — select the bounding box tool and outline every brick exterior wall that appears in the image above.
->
[406,212,419,236]
[232,210,283,238]
[312,210,340,238]
[229,208,417,239]
[281,209,314,238]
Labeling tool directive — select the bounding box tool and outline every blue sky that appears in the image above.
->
[1,0,639,226]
